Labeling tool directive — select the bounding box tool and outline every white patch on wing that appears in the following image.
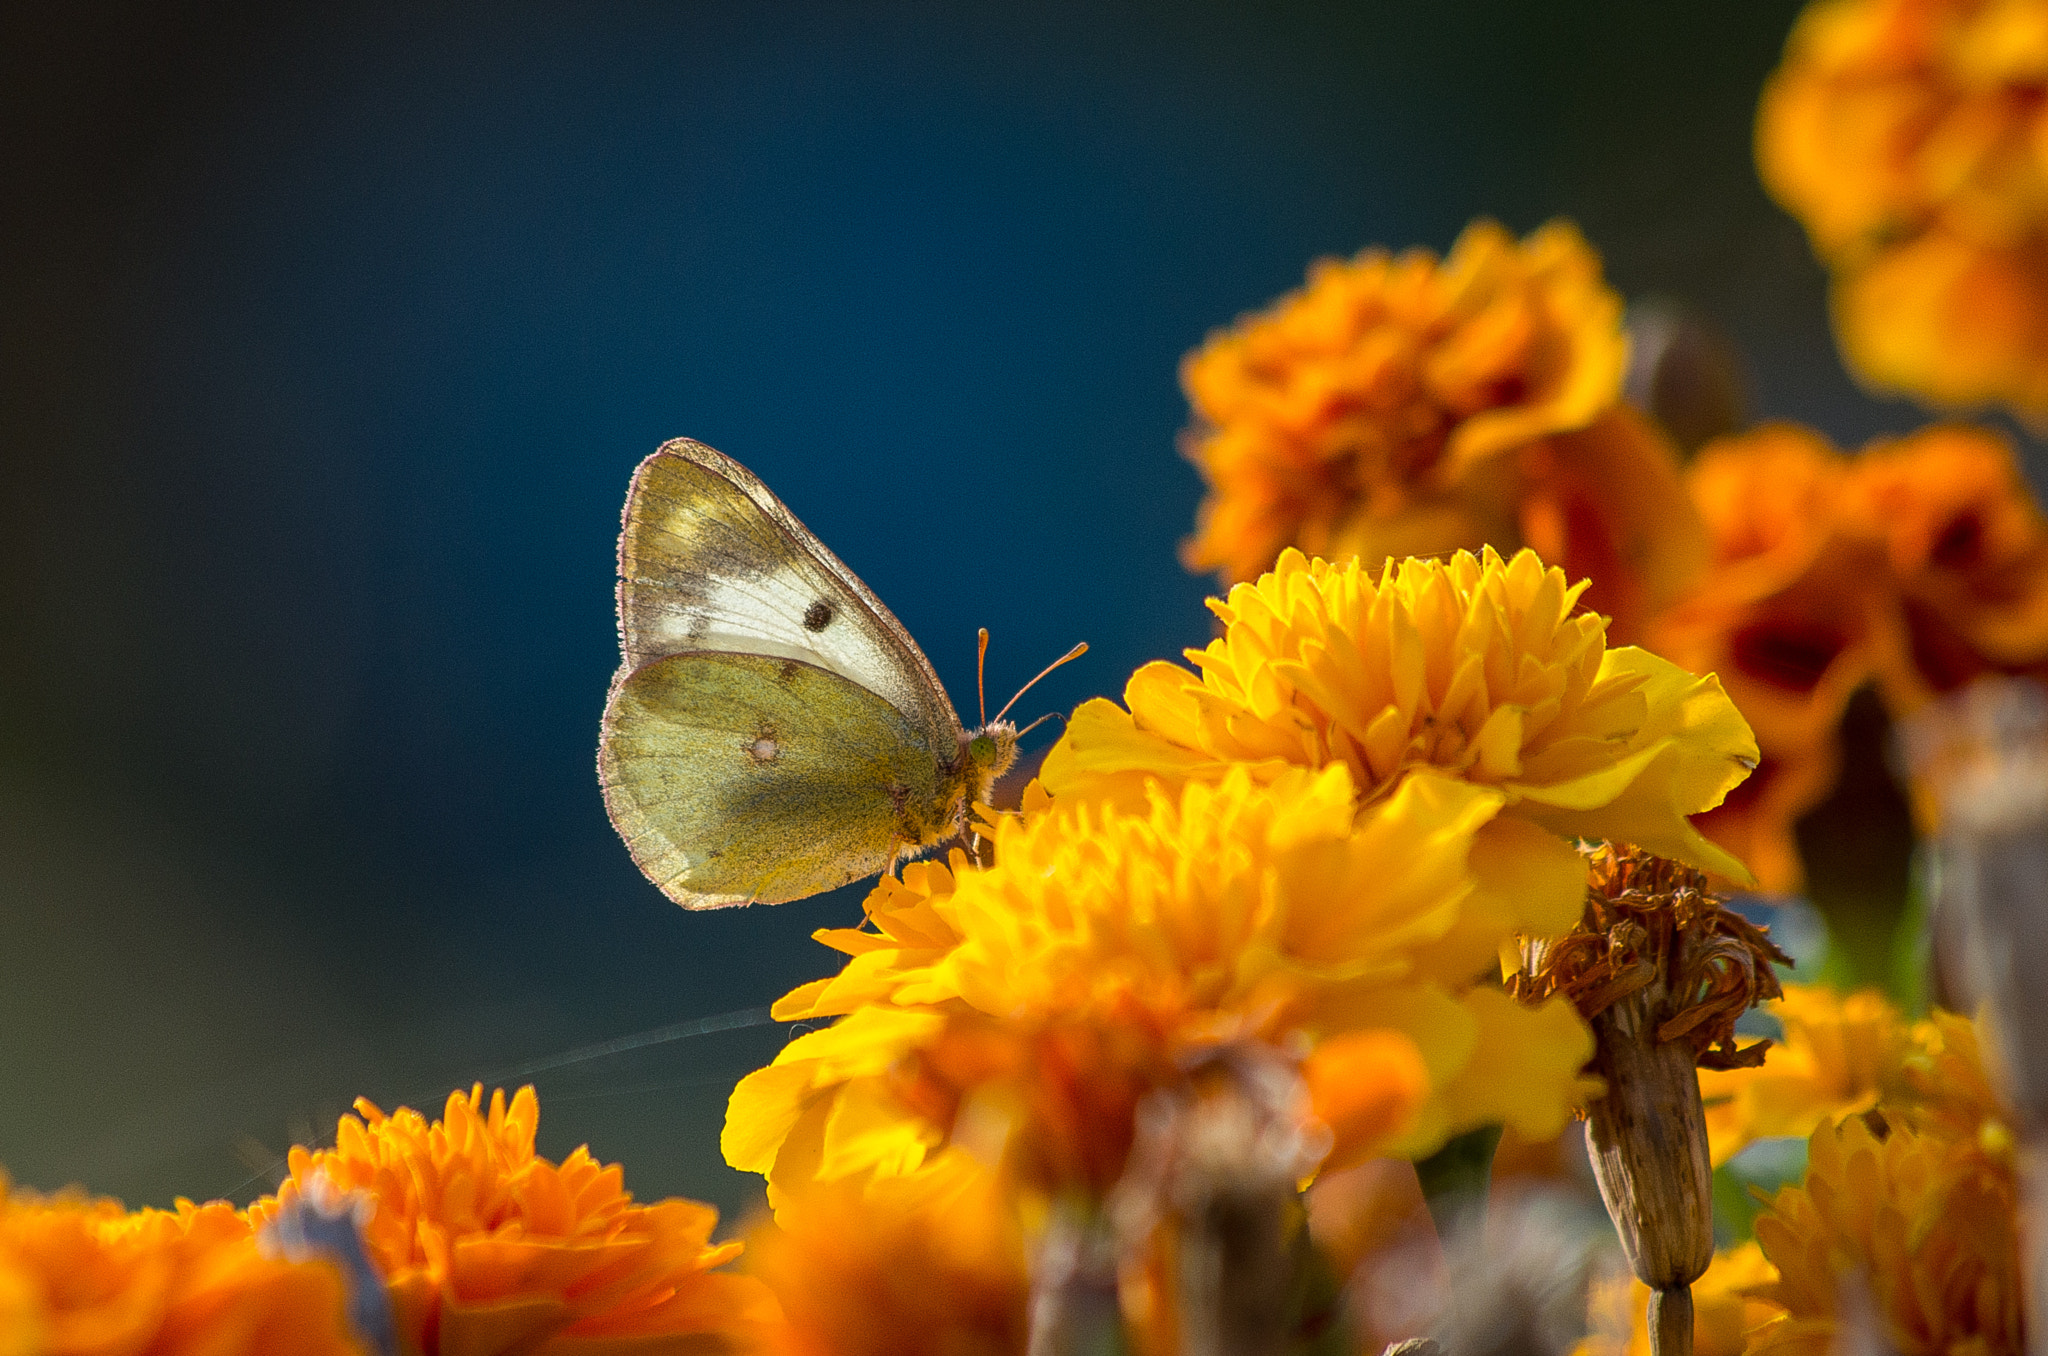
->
[635,563,921,712]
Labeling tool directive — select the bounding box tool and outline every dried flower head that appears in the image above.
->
[248,1085,775,1356]
[1511,846,1791,1073]
[1758,0,2048,419]
[1512,845,1791,1356]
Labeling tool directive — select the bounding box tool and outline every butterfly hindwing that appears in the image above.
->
[599,651,953,908]
[615,440,960,749]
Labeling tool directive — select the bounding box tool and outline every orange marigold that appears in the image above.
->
[1758,0,2048,419]
[248,1085,775,1356]
[1650,421,2048,884]
[1750,1112,2022,1356]
[1179,219,1699,635]
[742,1150,1028,1356]
[1845,423,2048,711]
[0,1178,362,1356]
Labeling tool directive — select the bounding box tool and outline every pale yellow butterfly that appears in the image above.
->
[598,438,1082,908]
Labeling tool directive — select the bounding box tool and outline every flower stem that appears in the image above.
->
[1413,1123,1502,1244]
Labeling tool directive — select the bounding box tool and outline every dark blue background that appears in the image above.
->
[0,0,1985,1222]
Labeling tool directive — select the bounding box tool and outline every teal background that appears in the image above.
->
[0,0,1991,1223]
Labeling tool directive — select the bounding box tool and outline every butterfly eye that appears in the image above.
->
[969,734,997,766]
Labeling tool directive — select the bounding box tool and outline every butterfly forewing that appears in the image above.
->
[614,440,960,749]
[600,652,948,907]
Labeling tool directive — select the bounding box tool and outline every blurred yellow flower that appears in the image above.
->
[1759,0,2048,419]
[1577,1240,1782,1356]
[1698,985,1916,1165]
[1179,220,1699,638]
[743,1150,1028,1356]
[248,1085,775,1356]
[0,1178,361,1356]
[1750,1113,2022,1356]
[1043,547,1758,886]
[724,765,1595,1208]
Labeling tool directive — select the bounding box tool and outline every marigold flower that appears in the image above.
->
[1697,984,1915,1166]
[1042,547,1758,887]
[1758,0,2048,419]
[1179,220,1700,635]
[724,765,1595,1209]
[742,1150,1028,1356]
[1651,422,2048,883]
[1845,424,2048,711]
[1577,1241,1782,1356]
[1648,425,1888,760]
[0,1178,362,1356]
[248,1086,775,1356]
[1749,1112,2022,1356]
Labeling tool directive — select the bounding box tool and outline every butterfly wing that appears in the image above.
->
[601,651,950,908]
[613,439,961,747]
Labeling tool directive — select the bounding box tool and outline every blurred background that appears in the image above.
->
[0,0,1998,1223]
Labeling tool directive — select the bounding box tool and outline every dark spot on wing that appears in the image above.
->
[777,659,803,686]
[804,599,835,632]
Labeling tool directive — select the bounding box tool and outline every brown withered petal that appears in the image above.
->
[1510,846,1790,1072]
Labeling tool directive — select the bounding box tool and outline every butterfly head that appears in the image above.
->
[964,722,1020,785]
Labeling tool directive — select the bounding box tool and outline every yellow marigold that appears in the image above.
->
[1687,741,1841,898]
[742,1149,1028,1356]
[1042,547,1758,888]
[1179,220,1699,636]
[1750,1112,2022,1356]
[0,1177,361,1356]
[724,765,1596,1209]
[1759,0,2048,418]
[1697,985,1917,1165]
[249,1085,775,1356]
[1577,1240,1782,1356]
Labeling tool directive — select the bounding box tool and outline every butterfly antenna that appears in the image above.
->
[993,642,1089,723]
[977,627,991,726]
[1015,710,1066,742]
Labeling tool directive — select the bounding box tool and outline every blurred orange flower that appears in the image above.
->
[0,1179,361,1356]
[1179,219,1699,635]
[1651,421,2048,887]
[1759,0,2048,419]
[249,1085,775,1356]
[743,1150,1028,1356]
[1846,423,2048,708]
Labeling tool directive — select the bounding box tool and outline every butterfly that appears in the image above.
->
[598,438,1083,908]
